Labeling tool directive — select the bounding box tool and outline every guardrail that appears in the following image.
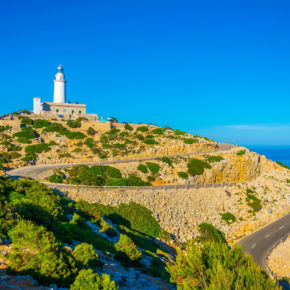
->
[265,234,290,282]
[42,181,245,191]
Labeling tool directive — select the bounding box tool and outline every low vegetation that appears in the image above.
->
[276,161,290,170]
[220,212,236,224]
[207,155,224,163]
[187,158,211,176]
[183,138,197,144]
[246,189,262,212]
[236,150,246,156]
[178,171,188,179]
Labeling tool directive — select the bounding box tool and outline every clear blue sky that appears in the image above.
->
[0,0,289,145]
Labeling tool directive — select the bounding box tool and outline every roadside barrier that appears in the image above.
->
[265,234,290,282]
[42,180,246,191]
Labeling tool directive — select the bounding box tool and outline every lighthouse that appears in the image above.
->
[53,65,66,103]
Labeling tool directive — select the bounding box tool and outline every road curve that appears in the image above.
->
[238,213,290,271]
[7,145,234,180]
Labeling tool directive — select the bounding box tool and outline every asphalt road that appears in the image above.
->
[239,213,290,271]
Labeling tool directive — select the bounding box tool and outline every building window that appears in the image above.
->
[79,110,82,114]
[72,110,74,114]
[64,109,67,113]
[56,109,59,113]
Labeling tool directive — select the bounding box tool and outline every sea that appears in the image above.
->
[243,145,290,167]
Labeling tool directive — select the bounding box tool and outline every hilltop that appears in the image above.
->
[0,110,289,289]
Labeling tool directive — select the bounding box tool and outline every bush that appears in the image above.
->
[187,158,211,176]
[178,172,188,179]
[166,242,278,289]
[152,128,164,135]
[8,145,22,152]
[207,155,224,163]
[67,120,81,128]
[71,269,117,290]
[99,220,117,237]
[25,143,51,154]
[16,137,32,144]
[14,127,39,139]
[287,179,290,183]
[87,127,96,136]
[246,193,262,212]
[183,138,197,144]
[125,123,133,131]
[197,223,225,243]
[21,117,33,125]
[220,212,236,224]
[146,162,160,174]
[174,130,186,135]
[144,139,159,145]
[136,134,144,141]
[106,175,151,186]
[78,201,162,238]
[0,125,10,132]
[48,174,64,183]
[84,138,95,148]
[136,126,148,132]
[236,150,246,156]
[72,243,100,268]
[115,234,142,264]
[161,157,173,168]
[137,164,148,174]
[276,161,290,170]
[33,119,50,129]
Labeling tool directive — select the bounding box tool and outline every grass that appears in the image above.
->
[144,139,159,145]
[246,192,262,212]
[236,150,246,156]
[137,164,148,174]
[187,158,211,176]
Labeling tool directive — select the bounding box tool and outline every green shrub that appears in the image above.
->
[146,134,154,138]
[276,161,290,170]
[246,193,262,212]
[22,152,37,162]
[137,164,148,174]
[17,137,32,144]
[67,120,81,128]
[99,219,117,237]
[183,138,197,144]
[100,135,109,143]
[115,234,142,264]
[77,201,162,238]
[106,175,151,186]
[25,143,51,154]
[144,139,159,145]
[8,145,22,152]
[136,134,144,141]
[125,123,134,131]
[152,128,164,135]
[161,157,173,167]
[14,127,39,139]
[207,155,224,163]
[166,242,278,289]
[136,126,148,132]
[146,162,160,174]
[48,174,64,183]
[33,119,50,129]
[187,158,211,176]
[21,117,34,125]
[287,179,290,183]
[0,125,10,132]
[87,127,96,136]
[72,243,100,268]
[197,223,225,243]
[236,150,246,156]
[220,212,236,224]
[178,172,188,179]
[84,138,95,148]
[71,269,117,290]
[174,130,186,135]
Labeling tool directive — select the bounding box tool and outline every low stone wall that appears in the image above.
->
[50,176,290,243]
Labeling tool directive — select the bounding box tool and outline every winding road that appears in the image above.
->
[238,214,290,271]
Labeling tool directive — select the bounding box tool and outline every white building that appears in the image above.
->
[33,65,96,120]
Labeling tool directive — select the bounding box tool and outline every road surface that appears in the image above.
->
[239,213,290,271]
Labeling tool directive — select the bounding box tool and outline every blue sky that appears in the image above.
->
[0,0,289,145]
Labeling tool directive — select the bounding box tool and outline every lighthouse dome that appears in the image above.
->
[57,65,64,73]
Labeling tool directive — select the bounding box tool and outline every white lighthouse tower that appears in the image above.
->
[53,65,66,103]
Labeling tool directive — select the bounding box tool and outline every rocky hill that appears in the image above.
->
[0,111,289,289]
